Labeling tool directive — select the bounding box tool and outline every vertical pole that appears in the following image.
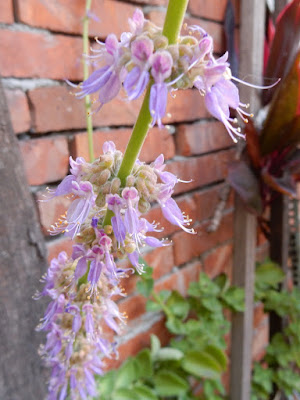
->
[230,1,266,399]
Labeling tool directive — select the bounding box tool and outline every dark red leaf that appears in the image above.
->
[263,0,300,105]
[261,169,297,197]
[260,52,300,155]
[228,160,263,214]
[245,120,261,169]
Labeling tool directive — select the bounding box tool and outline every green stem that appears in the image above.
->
[83,0,94,162]
[103,0,188,227]
[152,290,172,318]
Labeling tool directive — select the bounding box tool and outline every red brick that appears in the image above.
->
[172,212,233,266]
[188,0,240,23]
[19,136,69,185]
[252,319,269,361]
[176,121,233,156]
[70,127,175,163]
[253,303,268,330]
[147,11,224,53]
[36,189,72,236]
[17,0,136,37]
[144,246,174,280]
[5,89,31,134]
[0,1,14,23]
[47,236,73,262]
[203,243,233,278]
[167,149,234,195]
[28,85,140,133]
[29,85,207,133]
[0,30,83,80]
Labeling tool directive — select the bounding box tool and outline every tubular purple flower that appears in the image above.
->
[149,51,173,127]
[161,198,195,234]
[128,8,145,35]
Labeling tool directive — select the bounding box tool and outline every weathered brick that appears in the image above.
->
[144,246,174,280]
[70,127,175,163]
[17,0,136,37]
[28,85,140,133]
[203,243,233,278]
[167,149,234,195]
[5,89,31,134]
[36,189,72,235]
[147,11,224,53]
[0,30,83,80]
[19,136,69,185]
[28,85,208,133]
[172,212,233,266]
[0,1,14,23]
[46,236,73,262]
[176,121,233,156]
[252,319,269,361]
[188,0,240,23]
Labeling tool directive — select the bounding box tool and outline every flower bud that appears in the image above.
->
[104,225,113,235]
[126,175,135,187]
[110,177,121,194]
[97,169,111,185]
[138,198,151,214]
[153,35,168,50]
[95,191,106,207]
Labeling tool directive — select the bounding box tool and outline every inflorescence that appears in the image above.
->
[36,141,195,399]
[76,9,253,142]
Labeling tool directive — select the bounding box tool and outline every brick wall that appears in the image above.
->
[1,0,268,375]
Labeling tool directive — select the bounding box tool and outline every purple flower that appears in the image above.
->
[160,197,195,234]
[77,34,123,107]
[149,51,173,127]
[128,8,145,35]
[107,194,126,244]
[124,37,153,100]
[204,78,247,143]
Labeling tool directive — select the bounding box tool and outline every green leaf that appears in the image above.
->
[214,274,230,294]
[153,370,189,396]
[166,318,187,335]
[97,371,116,398]
[204,345,227,371]
[166,291,190,319]
[133,385,158,400]
[146,300,162,312]
[221,287,245,312]
[150,334,161,359]
[182,350,222,380]
[136,278,154,297]
[115,358,137,389]
[255,260,284,290]
[113,388,140,400]
[198,273,220,296]
[155,347,184,362]
[135,349,152,379]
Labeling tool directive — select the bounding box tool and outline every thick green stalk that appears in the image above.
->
[83,0,94,162]
[103,0,188,226]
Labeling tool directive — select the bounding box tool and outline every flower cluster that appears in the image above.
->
[36,141,194,400]
[78,9,252,142]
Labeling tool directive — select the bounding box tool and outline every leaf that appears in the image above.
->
[166,318,187,335]
[227,160,263,214]
[166,291,190,319]
[155,347,184,362]
[261,168,297,197]
[136,278,154,297]
[146,300,162,312]
[115,358,137,389]
[204,345,228,371]
[97,371,116,398]
[150,334,161,359]
[182,350,223,380]
[214,273,230,294]
[263,0,300,105]
[221,287,245,312]
[113,388,140,400]
[260,52,300,155]
[135,349,152,379]
[245,120,262,169]
[255,260,284,292]
[133,385,159,400]
[153,370,189,397]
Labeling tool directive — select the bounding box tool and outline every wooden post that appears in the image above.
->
[230,1,266,400]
